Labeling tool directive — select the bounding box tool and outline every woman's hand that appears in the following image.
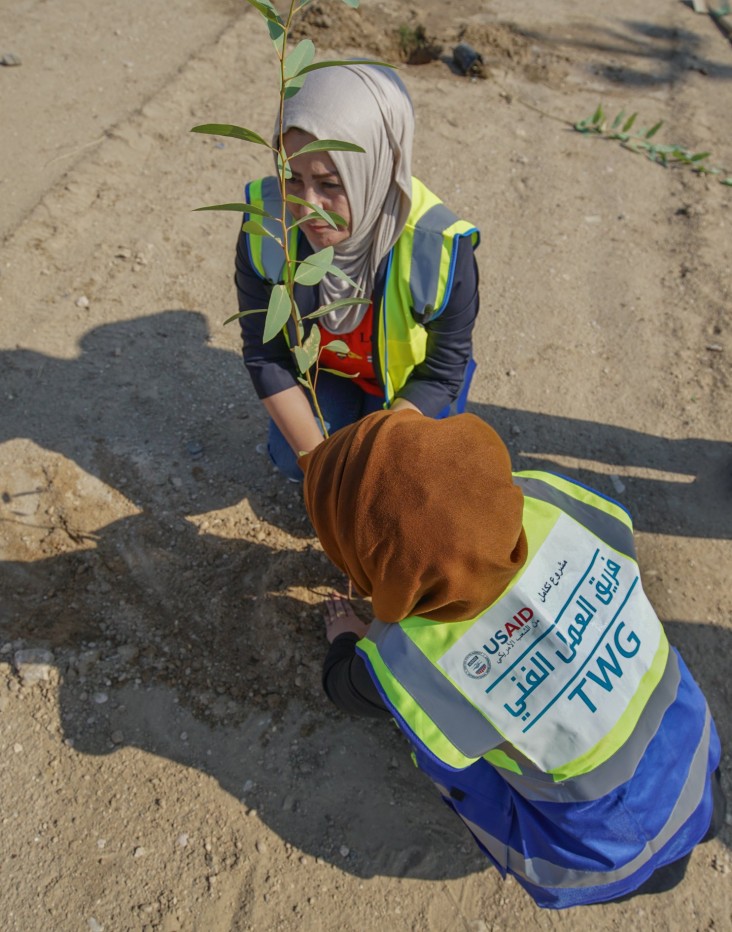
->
[324,593,371,643]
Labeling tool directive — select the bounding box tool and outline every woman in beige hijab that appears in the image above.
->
[235,64,480,480]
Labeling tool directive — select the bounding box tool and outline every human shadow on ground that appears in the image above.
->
[520,15,732,86]
[469,402,732,541]
[40,606,732,880]
[0,309,311,538]
[1,309,729,542]
[1,309,729,880]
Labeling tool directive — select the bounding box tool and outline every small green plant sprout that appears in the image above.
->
[574,105,732,186]
[190,0,393,437]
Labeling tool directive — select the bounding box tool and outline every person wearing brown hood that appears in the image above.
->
[299,409,724,909]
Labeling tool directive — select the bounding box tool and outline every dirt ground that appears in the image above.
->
[1,1,731,929]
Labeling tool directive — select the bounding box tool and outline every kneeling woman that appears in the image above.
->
[300,410,725,908]
[235,65,479,480]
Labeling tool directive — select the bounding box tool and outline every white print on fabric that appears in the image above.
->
[437,512,662,771]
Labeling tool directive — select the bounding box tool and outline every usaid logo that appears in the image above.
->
[463,650,491,679]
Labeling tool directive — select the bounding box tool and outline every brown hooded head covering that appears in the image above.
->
[300,410,528,623]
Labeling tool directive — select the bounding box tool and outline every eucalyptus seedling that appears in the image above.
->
[575,104,732,186]
[191,0,393,436]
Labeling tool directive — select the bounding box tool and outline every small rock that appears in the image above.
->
[110,730,124,744]
[14,649,54,686]
[75,295,90,308]
[93,692,109,705]
[133,846,146,858]
[255,840,267,854]
[177,833,189,848]
[76,649,100,676]
[0,53,22,67]
[609,475,626,495]
[339,845,350,858]
[115,644,139,664]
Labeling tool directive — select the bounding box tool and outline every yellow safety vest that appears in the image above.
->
[243,176,479,403]
[358,470,673,785]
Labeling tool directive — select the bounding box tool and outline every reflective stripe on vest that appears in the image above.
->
[244,177,297,284]
[357,471,670,782]
[377,178,478,402]
[492,646,681,802]
[460,707,712,891]
[243,175,479,401]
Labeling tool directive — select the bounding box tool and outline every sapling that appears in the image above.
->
[574,105,732,186]
[191,0,393,436]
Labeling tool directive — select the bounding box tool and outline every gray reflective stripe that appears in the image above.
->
[368,620,505,757]
[255,176,286,283]
[460,706,712,889]
[409,203,458,316]
[496,649,681,802]
[515,475,637,560]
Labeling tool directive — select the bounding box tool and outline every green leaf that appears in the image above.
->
[284,75,307,99]
[645,120,663,139]
[191,124,271,147]
[298,58,396,76]
[267,18,285,55]
[304,323,321,352]
[294,262,328,286]
[303,297,371,319]
[241,220,280,241]
[339,0,360,8]
[292,326,321,373]
[193,202,272,217]
[322,339,350,355]
[611,110,625,130]
[293,346,312,373]
[622,113,637,133]
[294,247,335,285]
[320,368,359,378]
[325,263,359,289]
[285,194,348,230]
[243,0,283,24]
[291,139,366,158]
[263,284,294,343]
[721,177,732,186]
[285,195,346,229]
[284,39,315,79]
[223,308,267,325]
[690,151,711,162]
[276,152,293,180]
[591,104,604,125]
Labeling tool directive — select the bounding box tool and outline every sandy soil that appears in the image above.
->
[1,1,731,930]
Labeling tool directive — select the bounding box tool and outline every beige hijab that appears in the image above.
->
[300,410,529,623]
[278,64,414,333]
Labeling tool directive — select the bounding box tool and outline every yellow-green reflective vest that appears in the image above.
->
[243,176,479,403]
[357,470,673,786]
